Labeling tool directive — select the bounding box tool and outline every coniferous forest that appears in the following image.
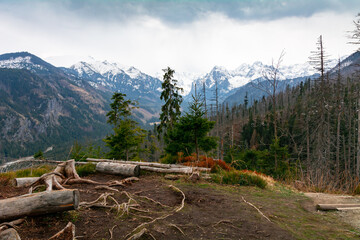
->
[127,14,360,193]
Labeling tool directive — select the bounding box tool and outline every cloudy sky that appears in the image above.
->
[0,0,359,75]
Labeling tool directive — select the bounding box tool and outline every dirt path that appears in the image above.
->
[305,192,360,231]
[1,173,359,239]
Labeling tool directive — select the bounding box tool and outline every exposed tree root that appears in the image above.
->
[124,185,186,239]
[65,178,103,185]
[95,186,119,192]
[0,219,24,231]
[169,185,186,212]
[135,195,171,208]
[28,160,103,193]
[169,223,185,236]
[48,222,75,240]
[80,192,114,208]
[213,220,241,230]
[242,196,272,223]
[108,225,117,240]
[107,177,140,187]
[28,172,65,193]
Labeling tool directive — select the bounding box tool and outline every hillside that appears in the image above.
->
[0,166,358,240]
[0,52,111,159]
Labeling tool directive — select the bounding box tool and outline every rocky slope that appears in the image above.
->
[0,52,110,158]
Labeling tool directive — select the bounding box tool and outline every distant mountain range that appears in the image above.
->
[0,51,358,159]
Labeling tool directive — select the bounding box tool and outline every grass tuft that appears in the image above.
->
[0,165,54,186]
[76,163,96,177]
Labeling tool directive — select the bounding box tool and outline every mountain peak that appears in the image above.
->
[211,65,227,72]
[0,52,57,73]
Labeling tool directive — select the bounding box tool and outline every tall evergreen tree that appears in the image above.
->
[157,67,183,137]
[165,94,217,162]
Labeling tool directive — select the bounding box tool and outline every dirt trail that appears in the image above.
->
[305,192,360,231]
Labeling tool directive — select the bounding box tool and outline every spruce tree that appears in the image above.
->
[165,93,217,162]
[158,67,183,137]
[104,92,146,161]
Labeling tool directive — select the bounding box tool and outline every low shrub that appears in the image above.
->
[76,163,96,177]
[211,170,267,189]
[179,153,231,172]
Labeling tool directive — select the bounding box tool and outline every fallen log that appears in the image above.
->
[48,222,75,240]
[140,166,193,174]
[15,177,40,187]
[0,189,79,221]
[87,158,211,172]
[316,203,360,211]
[96,162,140,177]
[0,228,21,240]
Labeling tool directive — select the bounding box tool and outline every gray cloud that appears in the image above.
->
[2,0,359,25]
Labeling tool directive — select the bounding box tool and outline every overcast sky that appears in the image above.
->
[0,0,359,75]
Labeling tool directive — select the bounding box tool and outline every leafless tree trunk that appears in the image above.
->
[251,50,285,170]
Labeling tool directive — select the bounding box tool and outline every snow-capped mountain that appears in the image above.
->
[64,59,162,95]
[183,58,343,106]
[62,58,163,123]
[0,52,60,75]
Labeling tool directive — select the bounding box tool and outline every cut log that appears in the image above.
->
[48,222,75,240]
[0,189,79,221]
[15,177,39,187]
[0,228,21,240]
[96,162,140,177]
[316,203,360,211]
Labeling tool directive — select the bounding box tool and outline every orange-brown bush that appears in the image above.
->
[178,153,231,172]
[239,170,275,186]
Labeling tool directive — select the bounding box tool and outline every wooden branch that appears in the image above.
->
[242,197,271,223]
[0,189,79,221]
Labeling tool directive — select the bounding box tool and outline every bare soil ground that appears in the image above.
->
[0,173,359,239]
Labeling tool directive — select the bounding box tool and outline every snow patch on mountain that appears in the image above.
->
[0,56,46,72]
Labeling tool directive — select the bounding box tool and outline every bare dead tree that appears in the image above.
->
[348,13,360,49]
[203,81,207,118]
[251,50,285,170]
